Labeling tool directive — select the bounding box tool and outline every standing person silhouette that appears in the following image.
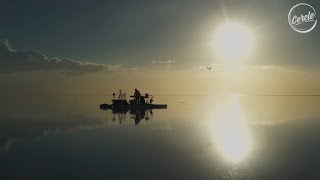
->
[134,89,141,104]
[149,96,153,104]
[118,89,123,99]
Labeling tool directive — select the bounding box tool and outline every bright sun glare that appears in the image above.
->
[213,95,252,163]
[214,22,254,63]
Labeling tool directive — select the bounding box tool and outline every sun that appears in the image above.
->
[214,22,254,63]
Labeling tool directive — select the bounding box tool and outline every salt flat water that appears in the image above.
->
[0,94,320,180]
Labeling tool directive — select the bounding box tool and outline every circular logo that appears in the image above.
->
[288,3,317,33]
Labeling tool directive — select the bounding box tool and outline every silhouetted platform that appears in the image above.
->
[100,89,167,111]
[100,103,167,110]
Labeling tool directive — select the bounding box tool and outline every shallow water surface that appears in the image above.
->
[1,95,320,179]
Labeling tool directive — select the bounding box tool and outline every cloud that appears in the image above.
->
[250,65,293,72]
[151,59,176,69]
[197,64,293,72]
[152,59,176,64]
[0,40,126,76]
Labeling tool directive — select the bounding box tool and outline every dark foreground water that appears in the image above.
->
[1,94,320,180]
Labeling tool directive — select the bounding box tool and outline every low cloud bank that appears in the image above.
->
[0,40,125,76]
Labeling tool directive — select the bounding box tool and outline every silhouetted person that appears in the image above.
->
[140,97,145,104]
[134,89,141,104]
[134,89,138,97]
[119,89,122,99]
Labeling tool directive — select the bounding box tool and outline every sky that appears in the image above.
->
[1,0,320,96]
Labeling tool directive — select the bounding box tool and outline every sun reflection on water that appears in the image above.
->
[213,95,252,163]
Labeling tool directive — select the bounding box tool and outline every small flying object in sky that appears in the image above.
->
[206,66,213,71]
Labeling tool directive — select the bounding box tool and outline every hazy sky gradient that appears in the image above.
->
[1,0,320,95]
[1,0,320,67]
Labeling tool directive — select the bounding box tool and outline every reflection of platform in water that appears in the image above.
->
[101,107,155,125]
[100,103,166,126]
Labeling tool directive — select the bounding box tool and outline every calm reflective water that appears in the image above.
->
[1,94,320,179]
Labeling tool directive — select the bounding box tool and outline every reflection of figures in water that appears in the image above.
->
[112,111,127,125]
[111,108,153,125]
